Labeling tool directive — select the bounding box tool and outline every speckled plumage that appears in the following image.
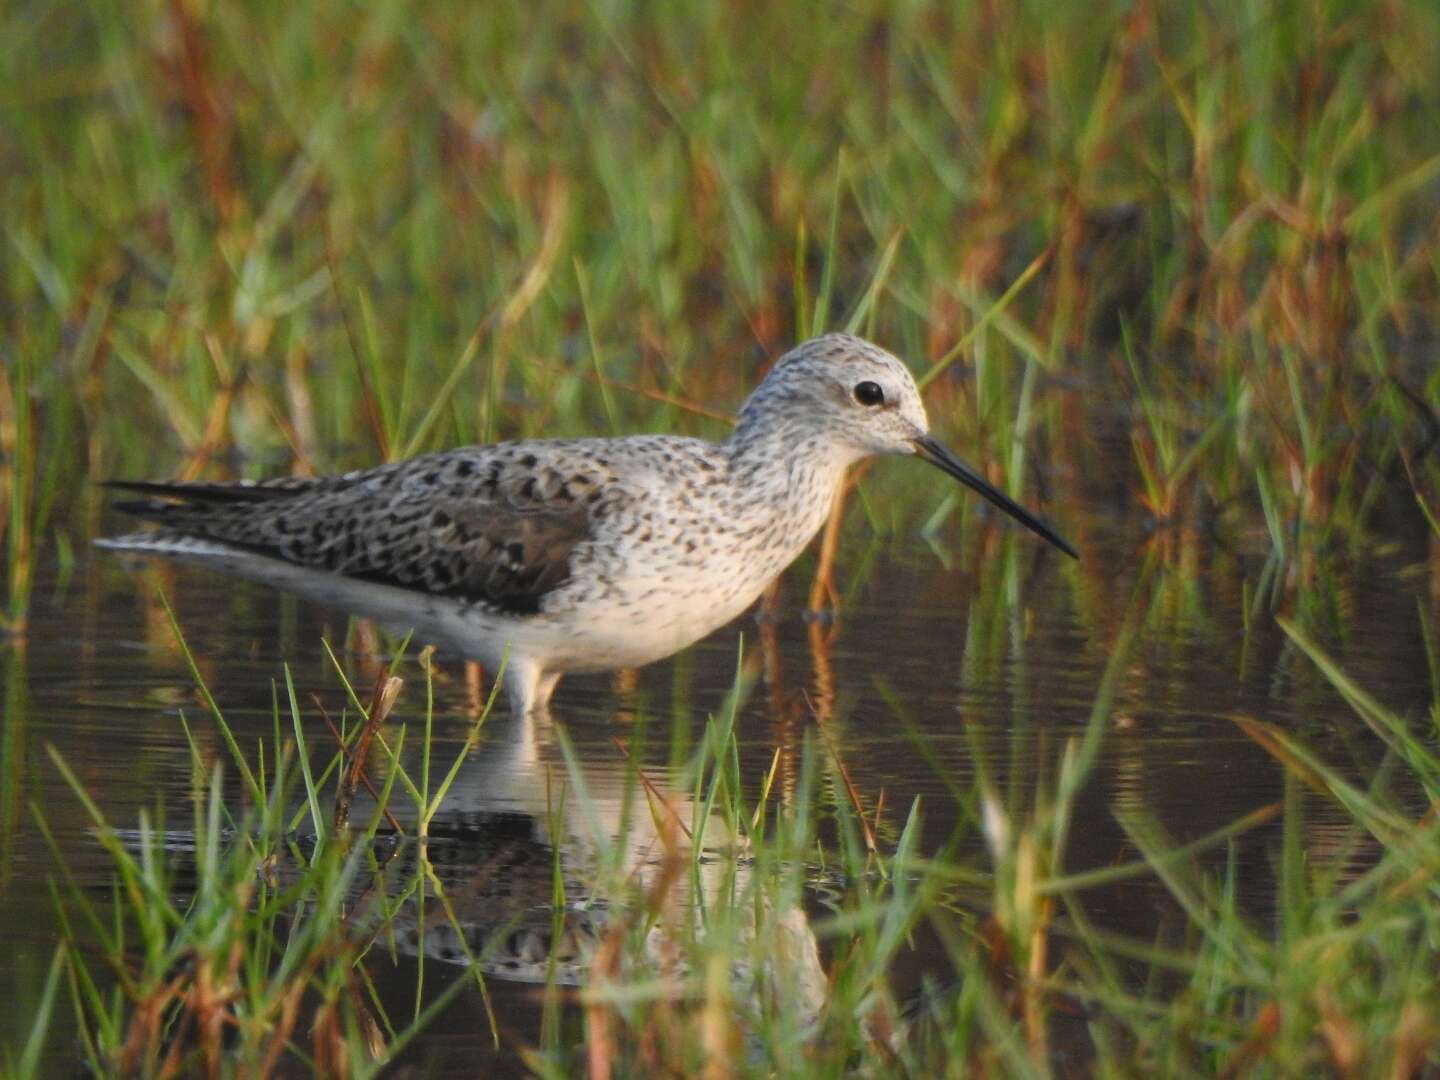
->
[100,333,1076,713]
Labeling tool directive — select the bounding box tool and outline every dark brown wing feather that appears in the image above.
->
[106,446,614,616]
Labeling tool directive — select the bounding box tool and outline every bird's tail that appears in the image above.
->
[94,530,245,558]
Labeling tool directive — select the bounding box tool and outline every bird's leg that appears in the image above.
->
[535,670,563,713]
[502,663,563,717]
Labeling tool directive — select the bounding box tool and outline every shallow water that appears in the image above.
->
[1,503,1434,1071]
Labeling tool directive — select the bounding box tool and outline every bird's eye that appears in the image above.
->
[853,381,885,407]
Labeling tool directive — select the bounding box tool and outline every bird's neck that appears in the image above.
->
[722,419,857,548]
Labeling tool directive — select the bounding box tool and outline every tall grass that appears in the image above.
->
[15,573,1440,1074]
[1,0,1437,619]
[2,1,1438,1073]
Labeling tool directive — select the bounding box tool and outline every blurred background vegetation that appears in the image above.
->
[2,0,1437,627]
[4,2,1440,1073]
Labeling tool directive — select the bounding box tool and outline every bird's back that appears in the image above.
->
[100,435,743,618]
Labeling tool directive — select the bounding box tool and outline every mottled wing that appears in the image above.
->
[105,445,618,616]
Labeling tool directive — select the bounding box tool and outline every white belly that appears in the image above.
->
[491,562,772,674]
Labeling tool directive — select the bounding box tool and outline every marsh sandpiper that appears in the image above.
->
[100,333,1077,713]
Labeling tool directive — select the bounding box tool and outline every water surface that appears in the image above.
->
[2,508,1433,1071]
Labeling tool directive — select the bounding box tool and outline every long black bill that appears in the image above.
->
[913,435,1078,559]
